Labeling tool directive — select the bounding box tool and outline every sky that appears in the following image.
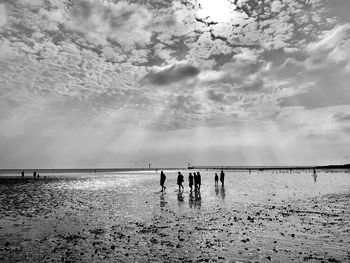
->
[0,0,350,168]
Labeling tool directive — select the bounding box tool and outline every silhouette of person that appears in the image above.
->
[193,172,198,189]
[33,171,36,179]
[37,173,40,179]
[21,171,24,180]
[188,173,194,191]
[196,172,201,190]
[160,171,166,192]
[313,168,317,183]
[177,172,184,191]
[214,173,219,186]
[220,170,225,186]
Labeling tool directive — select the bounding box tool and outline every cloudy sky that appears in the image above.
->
[1,0,350,168]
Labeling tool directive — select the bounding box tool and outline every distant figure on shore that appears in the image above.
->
[196,172,201,190]
[21,171,24,180]
[177,172,184,191]
[214,173,219,186]
[33,171,36,179]
[313,168,317,183]
[188,173,194,191]
[193,172,198,189]
[220,170,225,186]
[37,173,40,179]
[160,171,166,192]
[249,169,251,175]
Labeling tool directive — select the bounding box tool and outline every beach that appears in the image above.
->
[1,170,350,262]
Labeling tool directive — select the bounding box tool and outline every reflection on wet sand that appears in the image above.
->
[160,192,167,210]
[220,186,225,200]
[215,184,219,196]
[177,191,184,207]
[1,170,350,262]
[215,185,225,199]
[189,191,194,208]
[194,189,201,209]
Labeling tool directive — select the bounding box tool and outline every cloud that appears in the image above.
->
[143,62,200,86]
[0,4,7,27]
[333,112,350,122]
[66,0,153,50]
[278,23,350,109]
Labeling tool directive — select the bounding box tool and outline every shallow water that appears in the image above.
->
[1,170,350,262]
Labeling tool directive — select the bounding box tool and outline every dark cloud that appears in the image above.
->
[333,112,350,122]
[207,89,225,102]
[170,95,201,114]
[144,63,200,85]
[237,77,264,93]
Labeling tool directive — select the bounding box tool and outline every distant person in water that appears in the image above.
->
[193,172,198,189]
[196,172,201,190]
[160,171,166,192]
[177,172,184,191]
[313,168,317,183]
[214,173,219,186]
[21,171,24,180]
[188,173,194,191]
[220,170,225,186]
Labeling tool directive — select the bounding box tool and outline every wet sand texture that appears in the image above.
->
[1,170,350,262]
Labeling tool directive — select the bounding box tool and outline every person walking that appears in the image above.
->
[220,170,225,186]
[188,173,194,191]
[197,171,201,190]
[21,171,24,180]
[177,172,184,191]
[160,171,166,192]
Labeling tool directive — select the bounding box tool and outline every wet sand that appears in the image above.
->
[1,170,350,262]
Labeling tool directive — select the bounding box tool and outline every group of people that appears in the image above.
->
[214,170,225,186]
[20,171,43,180]
[160,170,225,192]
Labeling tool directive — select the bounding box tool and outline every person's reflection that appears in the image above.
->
[220,185,225,200]
[189,191,194,208]
[177,190,184,207]
[194,189,202,208]
[160,192,167,211]
[215,184,219,197]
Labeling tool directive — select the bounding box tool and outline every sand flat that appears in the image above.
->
[1,170,350,262]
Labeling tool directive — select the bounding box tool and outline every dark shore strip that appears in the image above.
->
[0,167,185,175]
[189,164,350,171]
